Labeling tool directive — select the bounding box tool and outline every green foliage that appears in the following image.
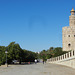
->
[39,50,47,61]
[0,42,68,65]
[53,47,66,57]
[39,47,68,60]
[0,46,6,65]
[21,50,37,62]
[0,42,37,65]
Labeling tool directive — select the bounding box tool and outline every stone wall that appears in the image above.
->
[47,50,75,68]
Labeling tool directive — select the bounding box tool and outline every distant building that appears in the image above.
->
[62,8,75,51]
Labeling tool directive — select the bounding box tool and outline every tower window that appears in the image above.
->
[68,44,71,47]
[68,35,70,37]
[74,35,75,37]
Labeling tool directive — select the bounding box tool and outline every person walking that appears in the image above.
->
[35,59,37,64]
[43,59,44,64]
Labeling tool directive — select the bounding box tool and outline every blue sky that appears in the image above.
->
[0,0,75,52]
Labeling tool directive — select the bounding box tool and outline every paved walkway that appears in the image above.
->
[0,63,75,75]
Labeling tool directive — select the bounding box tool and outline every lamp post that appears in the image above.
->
[5,48,8,67]
[0,50,2,66]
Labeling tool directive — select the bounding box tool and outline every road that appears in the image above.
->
[0,63,75,75]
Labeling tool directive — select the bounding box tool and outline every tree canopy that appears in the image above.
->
[0,42,68,66]
[0,42,37,65]
[39,47,68,61]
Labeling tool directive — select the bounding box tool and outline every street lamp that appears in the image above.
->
[0,50,2,66]
[5,48,8,67]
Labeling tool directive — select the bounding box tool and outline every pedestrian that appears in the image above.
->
[35,59,37,64]
[45,60,46,63]
[45,59,46,63]
[28,62,30,64]
[43,59,44,64]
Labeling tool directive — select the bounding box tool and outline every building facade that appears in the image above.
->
[62,8,75,51]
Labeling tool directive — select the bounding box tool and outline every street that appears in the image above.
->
[0,63,75,75]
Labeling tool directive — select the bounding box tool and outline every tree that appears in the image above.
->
[39,47,68,60]
[53,47,67,57]
[7,42,22,64]
[0,42,38,65]
[0,46,6,65]
[39,50,47,61]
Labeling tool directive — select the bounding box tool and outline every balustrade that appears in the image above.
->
[74,50,75,56]
[48,50,75,63]
[73,50,74,56]
[65,54,66,58]
[69,52,71,58]
[64,54,65,59]
[63,55,64,59]
[71,50,73,57]
[66,53,68,58]
[59,56,60,60]
[61,55,62,60]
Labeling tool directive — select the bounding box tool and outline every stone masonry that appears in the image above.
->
[62,8,75,51]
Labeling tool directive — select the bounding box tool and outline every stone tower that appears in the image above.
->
[62,8,75,51]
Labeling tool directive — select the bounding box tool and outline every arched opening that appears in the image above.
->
[73,51,74,56]
[68,44,71,47]
[68,35,70,37]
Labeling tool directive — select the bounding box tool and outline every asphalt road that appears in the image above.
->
[0,63,75,75]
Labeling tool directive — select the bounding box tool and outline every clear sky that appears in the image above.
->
[0,0,75,52]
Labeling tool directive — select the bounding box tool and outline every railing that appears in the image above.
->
[47,50,75,63]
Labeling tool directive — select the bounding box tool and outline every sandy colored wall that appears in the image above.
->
[47,50,75,69]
